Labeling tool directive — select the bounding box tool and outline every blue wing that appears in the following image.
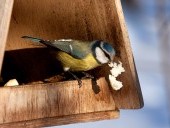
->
[22,36,93,59]
[49,39,93,59]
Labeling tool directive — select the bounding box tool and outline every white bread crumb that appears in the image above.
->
[108,61,125,90]
[4,79,19,87]
[109,75,123,90]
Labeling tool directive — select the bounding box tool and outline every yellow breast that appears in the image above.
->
[55,51,100,71]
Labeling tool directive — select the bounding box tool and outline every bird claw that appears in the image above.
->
[68,71,83,88]
[78,79,82,88]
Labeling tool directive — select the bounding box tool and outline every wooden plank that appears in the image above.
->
[0,78,117,124]
[111,0,144,109]
[0,110,119,128]
[0,0,14,73]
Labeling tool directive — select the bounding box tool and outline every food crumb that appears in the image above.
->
[108,61,125,90]
[4,79,19,87]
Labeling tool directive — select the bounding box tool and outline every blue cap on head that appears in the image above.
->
[102,42,115,54]
[100,41,115,58]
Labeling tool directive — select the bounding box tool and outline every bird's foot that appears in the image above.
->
[68,71,82,88]
[77,79,82,88]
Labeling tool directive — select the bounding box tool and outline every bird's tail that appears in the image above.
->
[21,36,43,43]
[22,36,55,48]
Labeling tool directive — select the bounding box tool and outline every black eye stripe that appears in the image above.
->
[103,50,110,60]
[99,42,110,60]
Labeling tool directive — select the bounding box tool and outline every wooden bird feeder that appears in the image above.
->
[0,0,143,127]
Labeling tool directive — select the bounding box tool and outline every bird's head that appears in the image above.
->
[92,40,116,64]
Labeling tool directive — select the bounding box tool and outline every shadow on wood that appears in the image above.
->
[2,48,63,84]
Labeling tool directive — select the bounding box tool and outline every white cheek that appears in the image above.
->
[95,47,109,64]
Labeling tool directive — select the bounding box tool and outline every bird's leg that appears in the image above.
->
[82,72,94,79]
[68,71,82,88]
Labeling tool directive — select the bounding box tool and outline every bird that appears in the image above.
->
[22,36,116,87]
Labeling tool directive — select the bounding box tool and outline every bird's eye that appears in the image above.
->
[101,42,115,56]
[102,50,111,61]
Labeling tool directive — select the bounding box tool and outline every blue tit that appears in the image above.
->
[22,36,115,86]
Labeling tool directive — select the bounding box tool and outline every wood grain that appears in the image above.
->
[0,0,14,73]
[0,78,118,125]
[0,110,119,128]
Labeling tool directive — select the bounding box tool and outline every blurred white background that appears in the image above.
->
[52,0,170,127]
